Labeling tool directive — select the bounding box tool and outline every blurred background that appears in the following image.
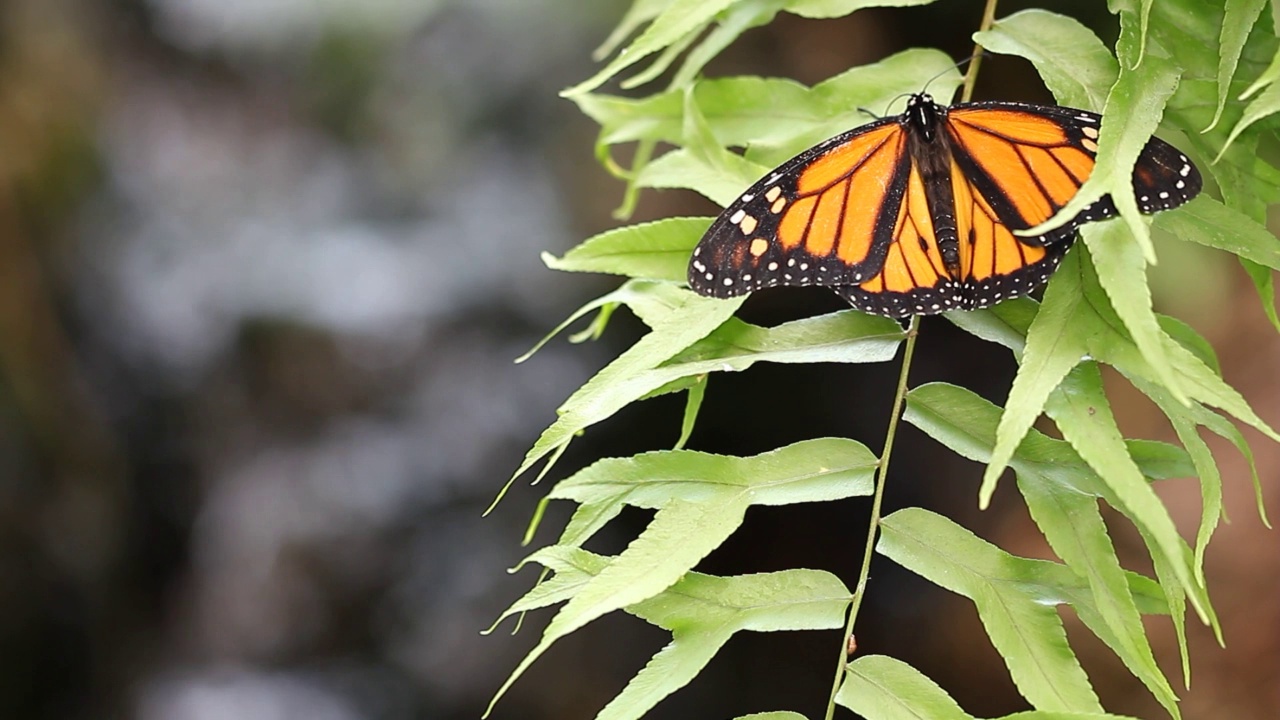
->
[0,1,1277,719]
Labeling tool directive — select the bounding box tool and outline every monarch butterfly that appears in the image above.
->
[687,93,1202,317]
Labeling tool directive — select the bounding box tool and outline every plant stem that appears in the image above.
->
[960,0,1000,104]
[822,315,918,720]
[823,1,1000,715]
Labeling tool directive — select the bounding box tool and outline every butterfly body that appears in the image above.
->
[903,96,962,275]
[688,93,1201,317]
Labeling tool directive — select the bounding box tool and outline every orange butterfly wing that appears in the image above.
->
[689,120,910,296]
[836,152,1073,316]
[689,99,1202,317]
[840,104,1116,315]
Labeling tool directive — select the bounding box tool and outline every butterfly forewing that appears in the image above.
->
[689,118,908,296]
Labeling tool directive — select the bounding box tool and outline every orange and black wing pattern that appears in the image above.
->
[689,118,912,296]
[688,97,1202,317]
[833,146,1077,316]
[835,102,1201,316]
[945,102,1199,240]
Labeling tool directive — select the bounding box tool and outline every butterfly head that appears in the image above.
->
[904,93,944,141]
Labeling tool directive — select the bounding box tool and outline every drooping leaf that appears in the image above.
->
[1082,220,1185,406]
[783,0,939,18]
[572,48,958,162]
[1205,0,1269,131]
[906,382,1181,716]
[549,438,876,549]
[980,248,1096,507]
[504,290,744,503]
[545,217,712,282]
[1021,14,1179,268]
[1216,77,1280,161]
[838,654,1145,720]
[563,0,739,97]
[877,509,1105,713]
[674,374,708,449]
[1153,197,1280,278]
[636,146,768,205]
[976,10,1118,111]
[490,545,850,720]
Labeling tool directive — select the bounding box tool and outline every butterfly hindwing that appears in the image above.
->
[834,151,1074,317]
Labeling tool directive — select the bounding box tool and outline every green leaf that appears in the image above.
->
[1155,197,1280,273]
[1040,370,1184,716]
[838,655,970,720]
[1023,18,1179,266]
[1157,315,1220,376]
[572,48,957,156]
[546,216,711,281]
[877,508,1105,713]
[549,438,877,549]
[574,78,785,148]
[1217,58,1280,160]
[491,546,850,720]
[517,280,703,364]
[490,494,753,712]
[636,147,768,205]
[1082,220,1185,406]
[669,309,906,368]
[504,290,743,502]
[674,375,707,449]
[1142,383,1224,588]
[747,50,960,166]
[667,0,784,89]
[564,0,738,96]
[951,242,1278,630]
[508,303,902,510]
[944,298,1039,357]
[906,382,1180,716]
[616,567,849,716]
[1240,48,1280,100]
[980,248,1094,507]
[1205,0,1268,131]
[906,382,1192,489]
[1241,258,1280,332]
[1136,373,1270,536]
[594,0,680,61]
[973,248,1279,555]
[838,655,1144,720]
[612,0,863,97]
[783,0,939,18]
[1128,1,1153,69]
[976,9,1118,110]
[619,25,702,90]
[1144,0,1280,224]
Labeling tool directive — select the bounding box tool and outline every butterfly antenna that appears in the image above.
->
[878,51,992,116]
[878,92,914,117]
[857,106,883,120]
[921,51,989,97]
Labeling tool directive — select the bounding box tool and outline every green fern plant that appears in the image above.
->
[488,1,1280,718]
